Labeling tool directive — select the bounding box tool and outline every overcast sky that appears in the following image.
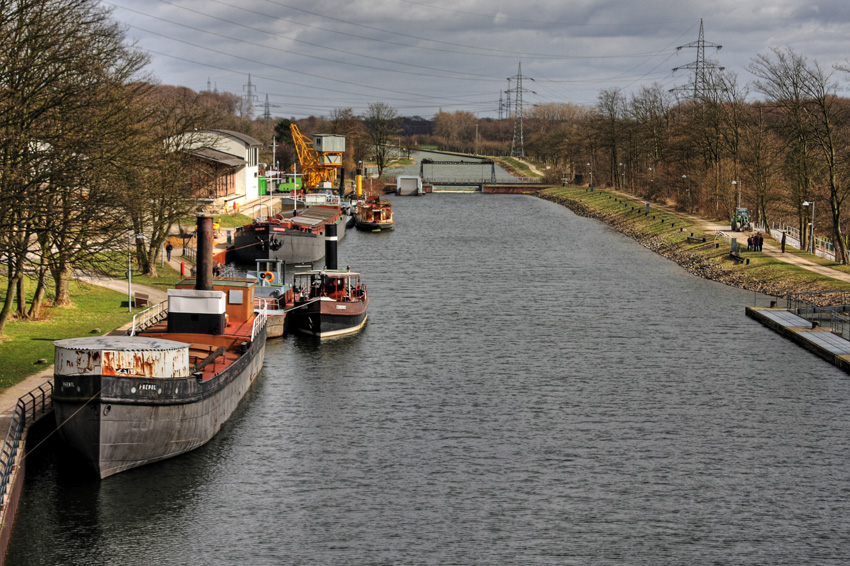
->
[106,0,850,120]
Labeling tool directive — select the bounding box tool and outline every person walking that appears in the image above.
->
[165,242,173,261]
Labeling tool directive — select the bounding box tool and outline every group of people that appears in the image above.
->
[747,232,764,251]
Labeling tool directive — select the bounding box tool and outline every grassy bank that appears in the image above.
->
[0,265,185,390]
[540,186,850,296]
[0,283,134,389]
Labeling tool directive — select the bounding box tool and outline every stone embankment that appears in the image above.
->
[539,192,790,296]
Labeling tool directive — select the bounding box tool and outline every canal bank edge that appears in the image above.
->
[537,187,850,297]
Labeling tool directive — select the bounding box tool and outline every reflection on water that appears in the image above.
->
[9,194,850,565]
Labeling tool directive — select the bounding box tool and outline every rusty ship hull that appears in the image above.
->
[53,330,265,478]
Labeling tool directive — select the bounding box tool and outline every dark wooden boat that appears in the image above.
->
[354,195,394,231]
[52,216,267,478]
[287,268,368,338]
[285,223,369,338]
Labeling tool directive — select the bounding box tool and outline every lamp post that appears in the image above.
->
[619,162,625,190]
[681,174,687,208]
[127,232,146,312]
[587,162,593,190]
[732,180,740,208]
[803,201,815,254]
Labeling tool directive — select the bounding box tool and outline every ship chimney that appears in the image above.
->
[325,222,338,270]
[196,215,214,290]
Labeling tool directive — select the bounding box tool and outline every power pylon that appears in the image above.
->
[260,94,280,120]
[242,74,258,117]
[671,19,724,99]
[507,62,534,158]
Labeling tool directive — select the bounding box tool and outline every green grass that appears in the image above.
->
[0,282,137,390]
[215,214,252,229]
[178,213,253,230]
[0,261,185,390]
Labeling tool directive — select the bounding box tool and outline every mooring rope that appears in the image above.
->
[17,378,116,463]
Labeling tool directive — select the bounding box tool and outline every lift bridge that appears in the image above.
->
[419,158,497,186]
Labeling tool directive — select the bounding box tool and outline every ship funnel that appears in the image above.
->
[196,215,214,290]
[325,222,338,270]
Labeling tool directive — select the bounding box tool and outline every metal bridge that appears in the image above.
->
[418,158,544,187]
[419,158,497,184]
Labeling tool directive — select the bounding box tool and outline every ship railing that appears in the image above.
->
[130,300,169,336]
[254,297,279,311]
[251,305,268,342]
[291,191,342,206]
[1,381,53,505]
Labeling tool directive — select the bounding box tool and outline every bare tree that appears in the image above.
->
[362,102,400,177]
[0,0,149,332]
[751,47,850,262]
[118,86,225,277]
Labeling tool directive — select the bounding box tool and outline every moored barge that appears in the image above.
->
[52,216,267,478]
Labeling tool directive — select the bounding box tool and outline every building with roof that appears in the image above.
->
[179,130,263,212]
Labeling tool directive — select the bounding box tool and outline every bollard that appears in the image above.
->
[716,243,719,248]
[181,261,185,276]
[770,300,777,308]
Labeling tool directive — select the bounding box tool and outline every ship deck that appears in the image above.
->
[138,319,257,381]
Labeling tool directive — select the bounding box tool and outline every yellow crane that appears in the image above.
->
[290,124,345,191]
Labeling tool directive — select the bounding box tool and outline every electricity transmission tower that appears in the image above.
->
[671,19,724,99]
[507,63,534,158]
[260,94,280,120]
[242,74,259,117]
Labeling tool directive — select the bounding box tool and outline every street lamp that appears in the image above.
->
[732,180,740,208]
[619,162,625,189]
[803,201,815,254]
[128,232,147,312]
[587,162,593,190]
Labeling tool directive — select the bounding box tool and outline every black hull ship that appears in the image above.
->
[286,223,369,338]
[230,204,347,266]
[288,270,369,338]
[52,216,267,478]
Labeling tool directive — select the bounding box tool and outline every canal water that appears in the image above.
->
[9,193,850,565]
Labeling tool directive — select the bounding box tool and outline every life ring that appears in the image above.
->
[261,271,275,282]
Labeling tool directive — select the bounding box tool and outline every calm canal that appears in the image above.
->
[8,193,850,565]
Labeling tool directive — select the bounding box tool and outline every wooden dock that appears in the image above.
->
[746,306,850,373]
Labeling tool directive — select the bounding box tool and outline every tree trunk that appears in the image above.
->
[53,264,74,306]
[28,267,49,319]
[0,274,20,336]
[16,276,27,319]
